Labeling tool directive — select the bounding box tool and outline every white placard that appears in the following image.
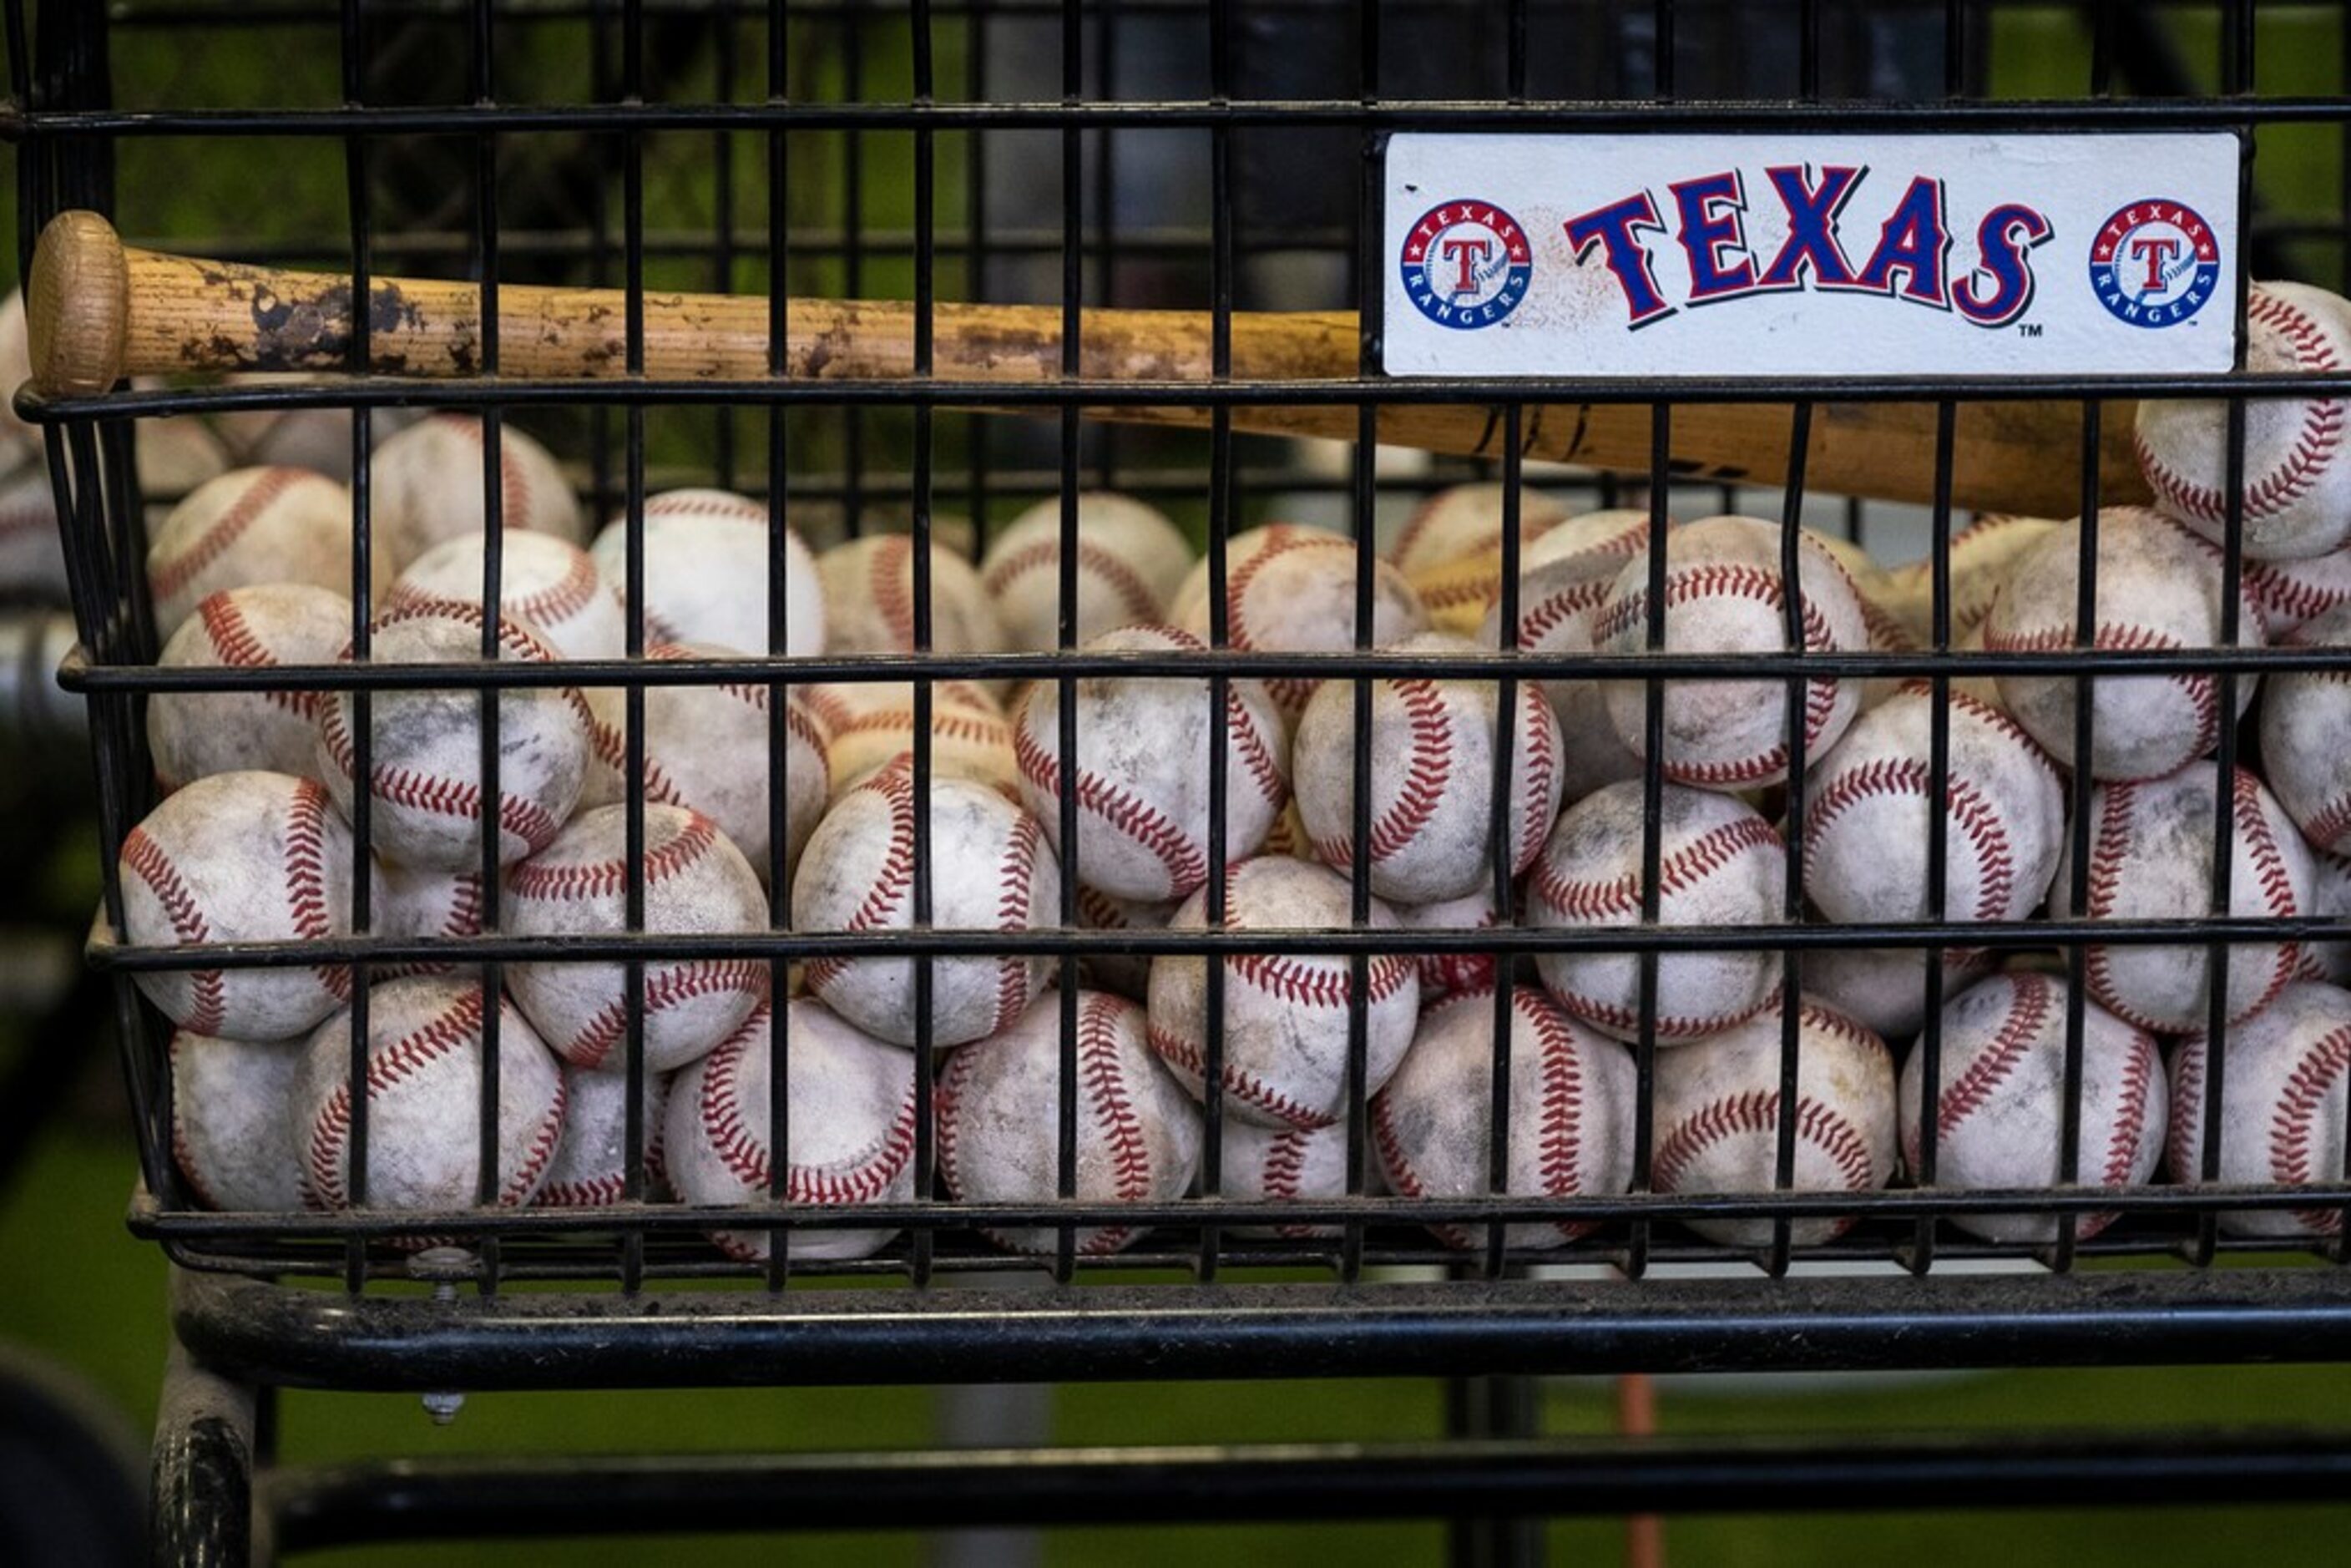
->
[1381,132,2240,378]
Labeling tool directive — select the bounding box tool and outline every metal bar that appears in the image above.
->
[150,1343,257,1567]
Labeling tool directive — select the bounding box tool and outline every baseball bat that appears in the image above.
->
[26,210,2146,516]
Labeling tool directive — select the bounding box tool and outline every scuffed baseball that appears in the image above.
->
[375,858,485,977]
[2246,546,2351,639]
[1984,506,2263,781]
[1388,482,1572,579]
[1373,984,1636,1251]
[980,491,1195,652]
[149,584,352,793]
[295,976,568,1214]
[1172,525,1428,724]
[794,760,1061,1050]
[1477,508,1656,802]
[1524,781,1785,1043]
[1593,515,1872,792]
[1292,630,1564,907]
[1165,522,1347,629]
[1898,972,2165,1243]
[2167,981,2351,1238]
[313,601,591,873]
[536,1062,671,1207]
[818,534,1007,662]
[1802,681,2065,928]
[388,529,623,660]
[146,467,352,640]
[804,679,1018,803]
[2050,762,2313,1034]
[119,771,359,1040]
[1144,857,1420,1130]
[1650,999,1897,1248]
[589,488,824,658]
[2259,603,2351,855]
[663,997,918,1262]
[938,988,1202,1255]
[1012,625,1289,903]
[1797,943,1997,1044]
[371,413,583,579]
[506,803,771,1073]
[2136,281,2351,560]
[1216,1118,1357,1240]
[170,1029,306,1211]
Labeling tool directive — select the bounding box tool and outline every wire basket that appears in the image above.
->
[8,0,2351,1375]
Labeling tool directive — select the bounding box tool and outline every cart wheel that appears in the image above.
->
[0,1346,144,1568]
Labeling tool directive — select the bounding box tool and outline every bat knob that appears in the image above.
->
[28,210,129,398]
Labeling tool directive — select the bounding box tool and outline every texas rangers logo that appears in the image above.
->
[1399,200,1534,329]
[2089,199,2220,327]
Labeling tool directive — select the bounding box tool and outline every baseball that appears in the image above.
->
[2136,281,2351,560]
[1984,506,2263,781]
[2167,980,2351,1238]
[663,997,919,1262]
[1593,515,1872,792]
[589,488,824,659]
[295,975,567,1215]
[1012,625,1290,903]
[145,466,353,640]
[375,858,486,974]
[1883,513,2059,645]
[313,601,591,873]
[1292,630,1563,907]
[536,1061,671,1208]
[1797,943,1995,1044]
[148,584,352,794]
[505,802,771,1073]
[2258,603,2351,854]
[1898,972,2165,1243]
[1394,886,1503,1002]
[1144,857,1421,1130]
[937,988,1202,1256]
[2245,546,2351,639]
[2308,847,2350,985]
[1478,508,1656,802]
[388,529,624,660]
[1071,884,1177,1003]
[804,678,1019,803]
[119,771,359,1041]
[369,413,583,579]
[979,491,1196,652]
[1524,780,1785,1043]
[1373,984,1636,1250]
[623,643,832,892]
[1388,482,1572,579]
[1802,681,2065,930]
[1172,525,1429,724]
[818,533,1007,663]
[1216,1118,1357,1240]
[2050,761,2314,1035]
[794,759,1061,1050]
[1649,999,1898,1248]
[169,1029,306,1211]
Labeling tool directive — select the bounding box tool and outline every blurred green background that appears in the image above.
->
[6,3,2351,1564]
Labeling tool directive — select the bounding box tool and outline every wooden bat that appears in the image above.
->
[27,210,2145,516]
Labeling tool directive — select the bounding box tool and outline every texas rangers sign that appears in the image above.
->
[1381,133,2239,377]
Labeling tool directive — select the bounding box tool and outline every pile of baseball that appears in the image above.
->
[134,281,2351,1262]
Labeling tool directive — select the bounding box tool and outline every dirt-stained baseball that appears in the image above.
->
[2167,980,2351,1238]
[1797,944,1996,1044]
[980,490,1195,653]
[170,1029,306,1211]
[146,466,353,640]
[370,412,583,579]
[818,533,1007,663]
[389,529,624,660]
[1216,1117,1358,1240]
[2259,603,2351,855]
[149,584,352,793]
[536,1061,671,1208]
[589,488,825,659]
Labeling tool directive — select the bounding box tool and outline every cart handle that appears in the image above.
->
[25,209,2144,517]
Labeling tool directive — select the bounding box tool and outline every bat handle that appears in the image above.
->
[28,210,132,397]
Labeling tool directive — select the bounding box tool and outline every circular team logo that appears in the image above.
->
[2088,199,2221,328]
[1399,200,1534,330]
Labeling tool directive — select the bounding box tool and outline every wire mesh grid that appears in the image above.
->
[6,0,2351,1334]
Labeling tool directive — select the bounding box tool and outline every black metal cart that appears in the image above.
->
[8,2,2351,1562]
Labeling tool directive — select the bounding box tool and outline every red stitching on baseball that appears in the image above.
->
[1229,948,1415,1011]
[986,535,1163,625]
[2167,1037,2207,1181]
[1370,1090,1475,1249]
[152,468,302,608]
[508,546,600,631]
[1013,715,1204,895]
[434,412,538,537]
[1516,578,1611,647]
[1911,974,2051,1171]
[1308,677,1452,870]
[1565,985,1782,1042]
[197,592,311,716]
[645,492,766,523]
[563,959,771,1070]
[1146,1020,1327,1130]
[121,826,227,1034]
[306,989,487,1209]
[1529,813,1780,923]
[990,810,1044,1034]
[1255,1126,1323,1238]
[284,778,350,1002]
[1079,994,1155,1211]
[699,1019,919,1201]
[1523,990,1593,1242]
[2078,781,2172,1035]
[2104,1033,2158,1191]
[1804,756,2015,922]
[507,811,726,903]
[2247,554,2351,632]
[1651,1089,1877,1196]
[2237,769,2308,1020]
[872,534,917,649]
[1985,620,2221,759]
[801,766,917,995]
[2136,291,2344,529]
[503,1077,567,1206]
[1224,531,1354,715]
[2270,1023,2351,1233]
[1514,689,1560,873]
